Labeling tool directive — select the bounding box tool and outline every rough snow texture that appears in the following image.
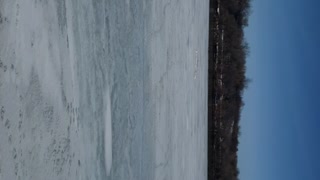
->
[0,0,208,180]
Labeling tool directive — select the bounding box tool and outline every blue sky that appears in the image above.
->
[239,0,320,179]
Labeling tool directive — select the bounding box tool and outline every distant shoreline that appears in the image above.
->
[208,0,251,179]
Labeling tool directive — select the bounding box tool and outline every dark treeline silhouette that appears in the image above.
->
[208,0,251,179]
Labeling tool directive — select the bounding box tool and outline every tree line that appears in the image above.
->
[208,0,251,179]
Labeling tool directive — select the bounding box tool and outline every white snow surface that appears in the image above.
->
[0,0,209,180]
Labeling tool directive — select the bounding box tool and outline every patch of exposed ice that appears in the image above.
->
[104,88,112,176]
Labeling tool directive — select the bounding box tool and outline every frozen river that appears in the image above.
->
[0,0,209,179]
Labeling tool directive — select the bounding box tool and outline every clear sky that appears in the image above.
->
[239,0,320,179]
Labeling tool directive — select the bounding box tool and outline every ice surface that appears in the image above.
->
[0,0,209,180]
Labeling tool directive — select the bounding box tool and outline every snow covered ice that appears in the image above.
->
[0,0,209,179]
